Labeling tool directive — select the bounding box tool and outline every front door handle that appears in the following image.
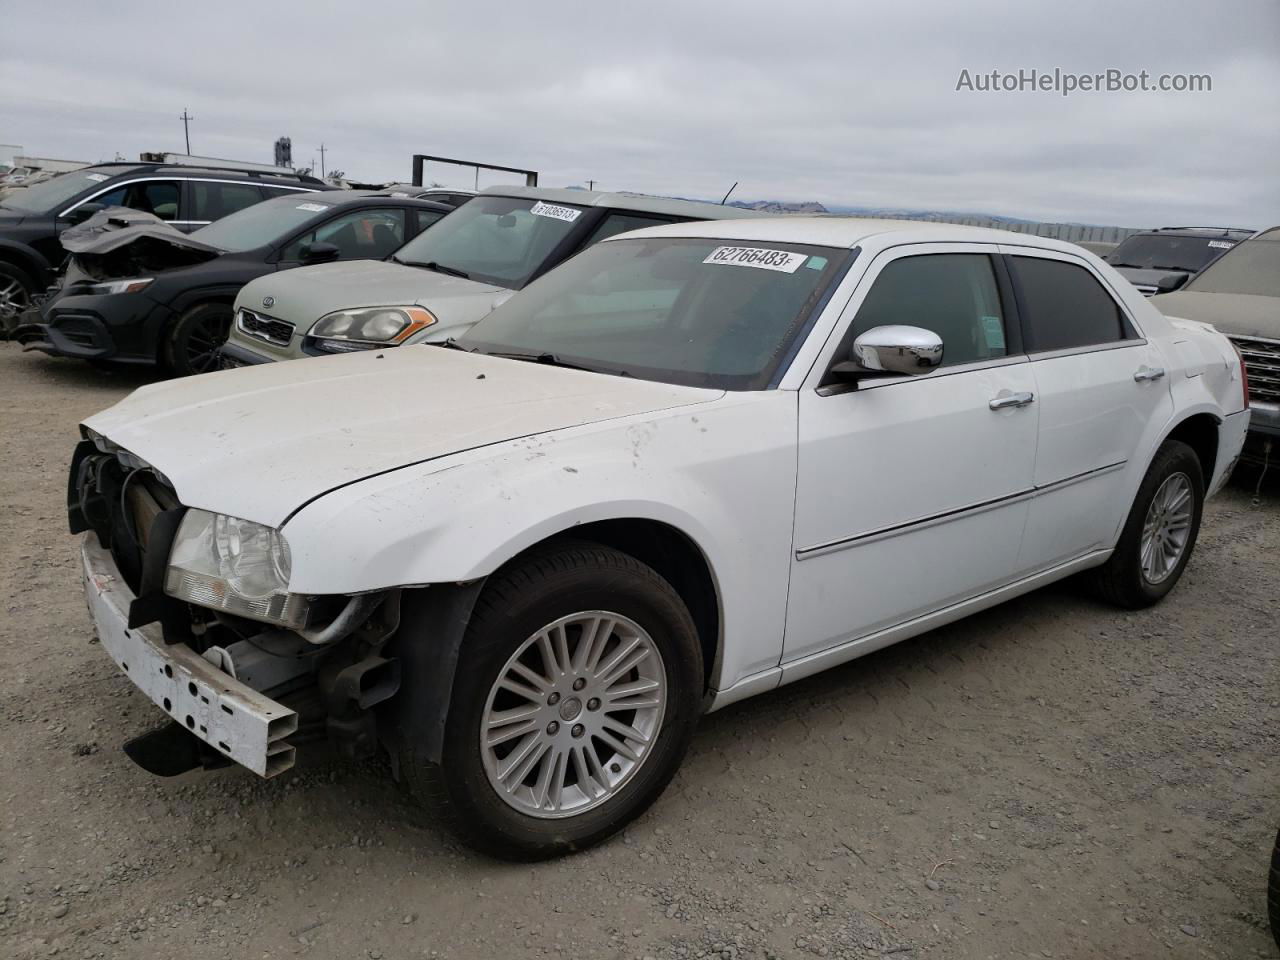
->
[1133,366,1166,382]
[989,390,1035,410]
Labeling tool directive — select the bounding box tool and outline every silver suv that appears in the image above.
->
[219,186,764,366]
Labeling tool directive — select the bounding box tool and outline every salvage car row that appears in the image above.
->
[0,158,1264,860]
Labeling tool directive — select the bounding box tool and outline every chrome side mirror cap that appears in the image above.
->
[834,325,944,379]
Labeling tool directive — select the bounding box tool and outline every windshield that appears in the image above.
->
[393,195,586,289]
[192,196,334,252]
[1185,237,1280,297]
[0,169,124,214]
[458,236,850,389]
[1107,233,1237,272]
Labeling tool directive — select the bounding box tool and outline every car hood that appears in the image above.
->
[238,259,510,332]
[1150,289,1280,340]
[60,207,225,277]
[83,347,721,528]
[1112,265,1189,290]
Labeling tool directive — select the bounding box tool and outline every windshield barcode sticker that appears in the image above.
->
[703,246,807,273]
[529,201,582,223]
[296,202,328,212]
[85,173,109,182]
[1207,240,1235,249]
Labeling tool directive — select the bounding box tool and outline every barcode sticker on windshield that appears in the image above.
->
[1207,240,1235,249]
[529,201,582,223]
[296,202,328,212]
[85,173,109,182]
[703,246,806,273]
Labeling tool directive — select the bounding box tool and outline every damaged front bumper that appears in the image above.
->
[83,535,299,777]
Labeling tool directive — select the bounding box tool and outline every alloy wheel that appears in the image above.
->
[0,276,30,312]
[185,315,231,373]
[1140,472,1193,584]
[480,611,667,819]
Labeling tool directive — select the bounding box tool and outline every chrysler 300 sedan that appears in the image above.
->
[71,217,1248,859]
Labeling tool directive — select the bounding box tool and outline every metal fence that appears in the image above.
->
[856,212,1140,245]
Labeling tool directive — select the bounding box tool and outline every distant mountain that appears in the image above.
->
[729,199,829,215]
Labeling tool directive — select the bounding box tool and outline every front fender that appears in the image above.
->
[284,393,799,691]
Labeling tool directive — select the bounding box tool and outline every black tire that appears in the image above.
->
[1269,829,1280,952]
[400,541,703,860]
[0,260,37,315]
[1092,440,1204,608]
[164,302,232,376]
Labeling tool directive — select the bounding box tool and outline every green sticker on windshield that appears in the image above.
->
[981,316,1005,350]
[805,256,828,270]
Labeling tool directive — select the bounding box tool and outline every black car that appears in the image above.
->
[1105,226,1254,296]
[0,161,328,318]
[13,191,453,375]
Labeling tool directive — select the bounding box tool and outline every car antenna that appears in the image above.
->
[720,181,738,205]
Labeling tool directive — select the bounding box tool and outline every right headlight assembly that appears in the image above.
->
[307,305,436,353]
[164,509,310,628]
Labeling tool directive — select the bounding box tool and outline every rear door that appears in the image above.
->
[1004,248,1173,569]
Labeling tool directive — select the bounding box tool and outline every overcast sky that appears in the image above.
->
[2,0,1277,227]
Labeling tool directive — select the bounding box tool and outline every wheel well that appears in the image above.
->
[1165,413,1219,482]
[537,519,722,693]
[0,249,47,287]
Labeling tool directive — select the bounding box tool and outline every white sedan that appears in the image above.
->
[72,217,1249,859]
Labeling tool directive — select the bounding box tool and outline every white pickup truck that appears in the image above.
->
[72,217,1248,859]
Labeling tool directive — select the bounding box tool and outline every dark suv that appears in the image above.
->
[0,162,328,317]
[1105,226,1253,296]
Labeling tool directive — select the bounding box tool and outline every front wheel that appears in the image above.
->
[164,302,232,376]
[400,542,703,860]
[1092,439,1204,608]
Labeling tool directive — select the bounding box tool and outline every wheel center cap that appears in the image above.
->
[559,697,582,721]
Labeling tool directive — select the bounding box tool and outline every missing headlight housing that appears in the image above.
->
[164,509,310,628]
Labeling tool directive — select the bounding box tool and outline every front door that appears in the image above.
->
[784,245,1039,673]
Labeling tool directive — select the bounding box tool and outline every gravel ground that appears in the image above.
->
[1,343,1277,960]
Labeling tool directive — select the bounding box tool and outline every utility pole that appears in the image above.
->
[587,180,595,190]
[318,143,327,178]
[180,109,193,154]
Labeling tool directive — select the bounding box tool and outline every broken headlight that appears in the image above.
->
[307,305,435,353]
[86,277,154,296]
[164,509,309,628]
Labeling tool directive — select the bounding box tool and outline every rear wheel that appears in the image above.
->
[164,302,232,376]
[1093,440,1204,608]
[400,542,703,860]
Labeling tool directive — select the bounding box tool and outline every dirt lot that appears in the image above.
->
[1,342,1277,960]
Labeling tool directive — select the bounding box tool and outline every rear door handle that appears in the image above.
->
[1134,366,1166,382]
[989,390,1035,411]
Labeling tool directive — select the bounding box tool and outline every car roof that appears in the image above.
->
[1135,226,1255,239]
[261,191,454,212]
[477,184,766,220]
[601,215,1096,253]
[82,161,327,186]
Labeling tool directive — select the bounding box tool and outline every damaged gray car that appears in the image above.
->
[9,190,453,375]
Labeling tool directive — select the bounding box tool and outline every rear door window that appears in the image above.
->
[1012,256,1128,352]
[191,182,264,221]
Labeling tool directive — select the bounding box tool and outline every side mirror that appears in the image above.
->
[832,325,944,379]
[301,241,341,264]
[66,202,104,225]
[1155,273,1188,294]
